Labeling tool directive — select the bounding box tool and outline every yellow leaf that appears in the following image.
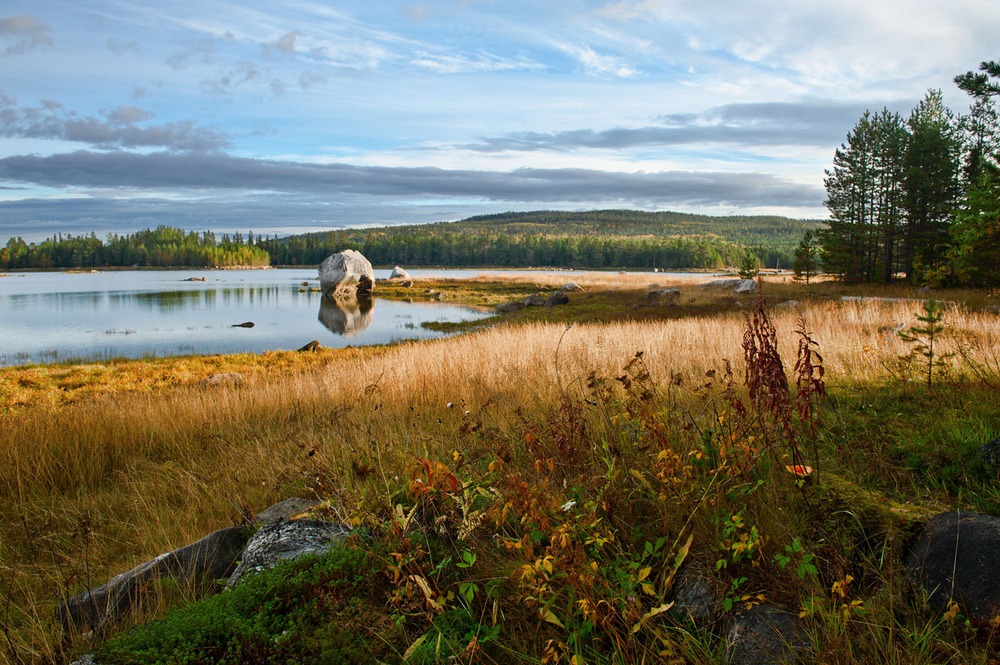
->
[542,608,564,628]
[631,602,675,634]
[637,566,652,582]
[641,582,656,596]
[402,634,428,661]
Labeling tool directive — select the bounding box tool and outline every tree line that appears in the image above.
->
[0,227,270,270]
[815,60,1000,286]
[3,210,822,272]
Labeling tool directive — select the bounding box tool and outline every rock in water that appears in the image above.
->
[318,249,375,296]
[389,266,411,280]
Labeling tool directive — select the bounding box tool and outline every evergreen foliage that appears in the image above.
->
[261,210,820,270]
[0,226,270,270]
[820,61,1000,286]
[792,229,821,283]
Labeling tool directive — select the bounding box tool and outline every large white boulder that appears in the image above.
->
[318,249,374,296]
[388,266,411,280]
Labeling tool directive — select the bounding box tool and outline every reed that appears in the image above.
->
[0,282,998,663]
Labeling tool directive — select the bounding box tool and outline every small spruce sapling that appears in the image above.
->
[898,299,952,388]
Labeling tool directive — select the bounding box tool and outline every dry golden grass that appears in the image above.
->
[1,279,998,663]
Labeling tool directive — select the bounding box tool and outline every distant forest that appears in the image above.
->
[0,210,823,271]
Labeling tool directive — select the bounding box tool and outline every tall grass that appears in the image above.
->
[1,288,998,663]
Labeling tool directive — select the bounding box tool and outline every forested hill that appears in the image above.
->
[0,210,825,271]
[263,210,826,270]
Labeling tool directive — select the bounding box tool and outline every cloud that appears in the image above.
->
[106,38,138,54]
[461,99,912,152]
[568,44,638,78]
[411,51,546,74]
[0,14,53,56]
[0,99,230,151]
[264,30,302,55]
[0,150,822,209]
[201,62,264,96]
[165,39,215,70]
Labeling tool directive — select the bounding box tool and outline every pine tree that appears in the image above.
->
[793,230,821,283]
[820,109,907,282]
[901,90,960,284]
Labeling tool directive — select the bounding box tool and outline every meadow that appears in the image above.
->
[1,275,999,664]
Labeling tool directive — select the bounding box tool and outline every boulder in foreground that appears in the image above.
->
[905,511,1000,621]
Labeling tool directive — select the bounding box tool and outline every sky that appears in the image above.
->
[1,1,998,242]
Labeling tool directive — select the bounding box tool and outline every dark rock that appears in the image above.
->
[400,280,413,288]
[183,277,206,282]
[496,301,525,313]
[545,291,570,307]
[727,604,810,664]
[671,565,719,625]
[979,437,1000,471]
[297,340,322,352]
[256,497,320,525]
[227,519,351,588]
[59,527,249,634]
[231,321,255,328]
[905,511,1000,620]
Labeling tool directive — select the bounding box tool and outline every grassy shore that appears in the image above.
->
[1,275,999,664]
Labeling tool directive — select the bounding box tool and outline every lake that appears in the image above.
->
[0,268,497,366]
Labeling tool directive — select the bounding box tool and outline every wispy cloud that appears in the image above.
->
[0,14,53,56]
[0,99,230,151]
[461,100,909,153]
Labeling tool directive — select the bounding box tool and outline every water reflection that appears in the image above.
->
[318,294,375,336]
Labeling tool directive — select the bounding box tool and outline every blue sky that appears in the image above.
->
[1,1,998,241]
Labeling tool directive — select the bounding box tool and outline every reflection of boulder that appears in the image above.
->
[318,249,375,296]
[318,294,374,337]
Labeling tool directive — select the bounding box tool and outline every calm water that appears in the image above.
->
[0,269,494,366]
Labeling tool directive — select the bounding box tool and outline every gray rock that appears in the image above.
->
[545,291,570,307]
[59,527,249,634]
[524,294,547,307]
[701,278,758,294]
[727,605,810,664]
[775,300,801,308]
[388,266,411,280]
[227,519,351,588]
[905,511,1000,620]
[71,655,99,665]
[297,340,322,352]
[647,287,680,301]
[256,497,320,525]
[671,566,719,625]
[318,249,375,296]
[559,283,584,293]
